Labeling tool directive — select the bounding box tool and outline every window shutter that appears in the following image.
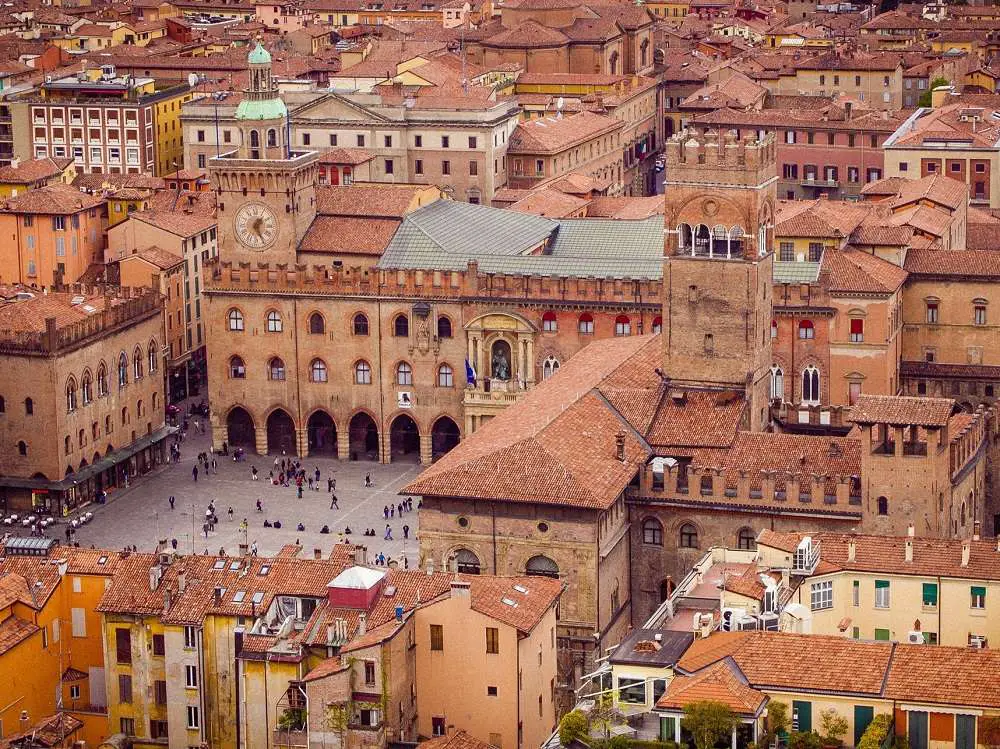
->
[850,319,864,335]
[922,583,938,606]
[875,580,890,589]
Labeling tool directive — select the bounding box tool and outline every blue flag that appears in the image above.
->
[465,359,476,385]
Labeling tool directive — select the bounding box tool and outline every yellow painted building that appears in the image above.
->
[0,156,76,198]
[643,0,689,18]
[154,89,194,176]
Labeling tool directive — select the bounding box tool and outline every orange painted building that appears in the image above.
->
[0,184,105,286]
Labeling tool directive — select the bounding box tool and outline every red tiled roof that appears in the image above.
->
[1,183,101,215]
[509,111,621,154]
[299,216,400,255]
[822,248,908,295]
[849,394,954,427]
[904,249,1000,278]
[419,730,496,749]
[656,660,767,715]
[0,614,39,654]
[315,183,430,218]
[0,156,72,184]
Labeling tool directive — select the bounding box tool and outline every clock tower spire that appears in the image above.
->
[209,42,318,265]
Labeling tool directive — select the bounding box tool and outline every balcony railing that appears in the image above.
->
[792,540,821,574]
[801,177,840,188]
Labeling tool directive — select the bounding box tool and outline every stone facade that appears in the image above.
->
[0,285,167,514]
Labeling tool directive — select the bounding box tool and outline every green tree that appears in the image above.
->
[560,710,589,746]
[919,77,951,107]
[682,701,739,749]
[324,703,350,747]
[590,693,620,739]
[820,710,849,746]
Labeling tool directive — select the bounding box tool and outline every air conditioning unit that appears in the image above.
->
[758,612,779,631]
[906,630,924,644]
[970,636,986,649]
[736,615,759,631]
[721,607,746,632]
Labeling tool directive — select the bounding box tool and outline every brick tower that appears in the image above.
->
[209,43,318,266]
[661,129,776,431]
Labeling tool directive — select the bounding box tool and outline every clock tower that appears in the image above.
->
[209,42,318,265]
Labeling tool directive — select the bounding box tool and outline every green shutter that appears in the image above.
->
[660,717,676,743]
[956,714,976,749]
[793,700,812,733]
[908,711,928,749]
[875,580,890,589]
[854,706,875,745]
[875,628,891,641]
[852,626,860,639]
[972,586,986,598]
[922,583,938,606]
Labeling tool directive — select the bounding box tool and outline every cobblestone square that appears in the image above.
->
[29,411,425,566]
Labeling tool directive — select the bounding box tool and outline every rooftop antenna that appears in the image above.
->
[556,96,564,119]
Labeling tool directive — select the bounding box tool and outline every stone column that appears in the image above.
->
[211,422,227,453]
[525,336,535,385]
[254,426,267,457]
[731,726,738,749]
[380,429,390,465]
[674,717,681,743]
[337,433,350,461]
[419,434,433,466]
[296,427,308,459]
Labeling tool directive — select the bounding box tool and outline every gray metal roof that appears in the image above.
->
[773,260,821,284]
[377,200,665,280]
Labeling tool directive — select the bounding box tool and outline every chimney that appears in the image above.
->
[354,545,366,565]
[615,430,626,461]
[780,567,790,590]
[177,569,186,593]
[907,523,915,537]
[426,557,435,575]
[961,541,971,567]
[450,579,471,600]
[313,548,322,560]
[974,520,981,541]
[358,613,367,636]
[213,585,223,605]
[326,623,335,645]
[149,565,161,591]
[164,588,172,611]
[847,538,856,562]
[905,538,913,563]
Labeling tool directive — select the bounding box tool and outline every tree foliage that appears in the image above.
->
[560,710,589,746]
[918,77,951,107]
[682,701,739,749]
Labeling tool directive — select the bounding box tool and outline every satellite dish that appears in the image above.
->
[187,72,199,88]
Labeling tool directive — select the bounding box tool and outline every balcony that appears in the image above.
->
[792,539,820,574]
[801,177,839,188]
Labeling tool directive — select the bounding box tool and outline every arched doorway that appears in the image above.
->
[266,409,296,454]
[390,414,420,462]
[431,417,460,460]
[227,407,255,448]
[348,412,379,461]
[307,411,337,455]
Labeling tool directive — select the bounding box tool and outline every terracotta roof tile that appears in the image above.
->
[133,209,217,238]
[646,390,745,449]
[299,216,400,255]
[120,245,184,270]
[822,248,908,295]
[849,394,954,427]
[1,183,101,215]
[318,147,375,166]
[0,291,117,333]
[419,730,496,749]
[509,111,621,154]
[0,614,38,654]
[482,19,568,48]
[0,156,72,184]
[886,644,1000,708]
[315,184,430,218]
[904,249,1000,279]
[656,660,767,714]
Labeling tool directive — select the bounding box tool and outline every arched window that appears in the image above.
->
[136,400,143,418]
[353,313,369,336]
[652,316,662,334]
[397,361,412,386]
[228,308,244,332]
[578,313,594,334]
[229,356,246,379]
[17,440,26,456]
[798,319,815,339]
[642,518,663,545]
[437,316,452,339]
[0,396,4,413]
[266,310,282,333]
[66,378,77,412]
[355,360,372,385]
[542,311,557,332]
[81,371,92,405]
[737,528,756,550]
[525,555,559,579]
[250,130,260,149]
[771,319,778,339]
[152,392,158,410]
[961,501,967,526]
[877,496,888,516]
[438,364,453,387]
[118,352,129,387]
[268,357,285,381]
[802,365,820,404]
[97,364,108,396]
[615,315,631,336]
[677,223,693,253]
[309,312,325,334]
[64,435,71,454]
[121,406,128,426]
[729,226,744,256]
[679,523,699,549]
[542,356,560,380]
[133,348,143,379]
[770,366,784,401]
[105,415,112,433]
[455,549,481,575]
[393,314,409,337]
[148,342,157,373]
[311,359,328,383]
[266,128,277,147]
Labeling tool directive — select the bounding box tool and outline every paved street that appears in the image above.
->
[33,409,425,567]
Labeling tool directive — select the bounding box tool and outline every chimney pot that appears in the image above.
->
[962,541,971,567]
[907,523,915,537]
[314,548,322,559]
[847,539,856,562]
[905,538,913,563]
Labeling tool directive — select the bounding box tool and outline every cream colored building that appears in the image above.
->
[748,530,1000,647]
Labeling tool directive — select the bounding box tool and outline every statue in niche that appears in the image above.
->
[491,340,511,381]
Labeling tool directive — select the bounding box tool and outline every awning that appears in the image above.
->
[0,425,177,492]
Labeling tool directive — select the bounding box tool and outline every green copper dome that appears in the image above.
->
[235,97,288,121]
[248,43,271,65]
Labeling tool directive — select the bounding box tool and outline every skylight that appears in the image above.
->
[258,565,270,576]
[501,598,518,607]
[513,585,528,594]
[251,591,264,604]
[229,561,240,571]
[233,591,246,603]
[212,559,226,570]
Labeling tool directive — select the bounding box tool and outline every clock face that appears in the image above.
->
[234,203,278,251]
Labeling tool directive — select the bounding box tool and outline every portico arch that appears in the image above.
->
[266,408,296,454]
[307,410,337,455]
[389,414,420,462]
[227,406,255,448]
[348,411,379,461]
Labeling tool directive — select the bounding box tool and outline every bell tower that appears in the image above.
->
[661,129,776,432]
[209,42,318,265]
